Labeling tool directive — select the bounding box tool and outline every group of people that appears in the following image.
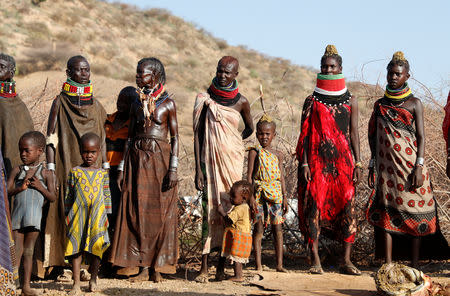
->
[0,44,448,295]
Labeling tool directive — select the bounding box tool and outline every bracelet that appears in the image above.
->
[47,163,56,171]
[117,160,125,171]
[415,157,424,166]
[169,155,178,169]
[301,163,309,168]
[168,167,177,172]
[368,158,375,168]
[354,161,363,169]
[102,162,110,170]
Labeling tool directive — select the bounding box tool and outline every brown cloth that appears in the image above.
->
[43,93,106,267]
[0,95,34,176]
[109,137,178,272]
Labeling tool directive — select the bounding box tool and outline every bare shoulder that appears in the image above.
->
[163,97,177,109]
[236,95,250,112]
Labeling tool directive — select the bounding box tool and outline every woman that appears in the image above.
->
[296,45,361,275]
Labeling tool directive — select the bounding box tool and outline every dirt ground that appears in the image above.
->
[24,259,449,296]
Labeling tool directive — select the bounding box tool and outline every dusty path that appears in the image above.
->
[26,264,449,296]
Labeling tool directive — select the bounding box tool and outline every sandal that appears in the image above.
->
[339,264,361,276]
[309,265,324,274]
[194,273,209,283]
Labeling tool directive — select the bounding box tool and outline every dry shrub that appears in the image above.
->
[22,21,51,40]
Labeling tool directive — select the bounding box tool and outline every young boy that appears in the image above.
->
[7,131,56,296]
[65,133,111,295]
[104,86,137,231]
[247,114,288,273]
[217,180,253,282]
[367,51,448,267]
[0,53,34,176]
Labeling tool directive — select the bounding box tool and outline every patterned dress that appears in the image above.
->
[367,99,437,236]
[296,95,356,247]
[248,144,285,226]
[64,166,111,259]
[221,203,252,264]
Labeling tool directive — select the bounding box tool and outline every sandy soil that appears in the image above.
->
[23,262,449,296]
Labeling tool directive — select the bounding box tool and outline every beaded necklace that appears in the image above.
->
[0,80,17,98]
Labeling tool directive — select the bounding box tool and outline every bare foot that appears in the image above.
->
[130,267,149,282]
[276,267,289,273]
[194,272,209,283]
[228,276,244,282]
[88,280,97,292]
[21,287,40,296]
[68,284,81,296]
[150,271,163,283]
[215,271,226,281]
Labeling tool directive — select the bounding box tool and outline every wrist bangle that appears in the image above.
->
[368,158,375,168]
[102,162,110,170]
[415,157,424,166]
[47,163,56,171]
[169,155,178,169]
[301,163,309,168]
[354,161,363,169]
[117,160,125,171]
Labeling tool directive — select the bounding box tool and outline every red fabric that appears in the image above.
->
[208,84,239,99]
[296,96,355,246]
[315,78,346,92]
[442,91,450,149]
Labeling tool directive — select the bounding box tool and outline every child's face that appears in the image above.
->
[0,59,13,81]
[116,94,131,115]
[256,123,276,148]
[387,64,410,90]
[81,139,100,167]
[231,185,248,205]
[19,138,42,166]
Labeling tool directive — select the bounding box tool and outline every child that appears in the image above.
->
[217,180,252,282]
[247,114,288,273]
[367,51,448,267]
[7,131,56,296]
[65,133,111,295]
[104,86,137,231]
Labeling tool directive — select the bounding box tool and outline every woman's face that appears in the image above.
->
[320,57,342,75]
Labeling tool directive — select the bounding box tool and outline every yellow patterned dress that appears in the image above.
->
[249,144,285,226]
[64,166,111,259]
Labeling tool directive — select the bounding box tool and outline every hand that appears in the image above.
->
[282,198,288,215]
[28,176,44,191]
[217,203,226,217]
[301,165,311,183]
[19,179,30,191]
[411,166,423,188]
[368,168,375,189]
[167,170,178,189]
[195,171,204,191]
[116,170,124,191]
[241,128,253,140]
[353,167,361,185]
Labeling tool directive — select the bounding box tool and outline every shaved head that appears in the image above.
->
[218,56,239,72]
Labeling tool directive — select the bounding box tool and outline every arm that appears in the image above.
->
[46,98,60,166]
[277,152,288,214]
[350,96,361,185]
[6,167,26,196]
[239,96,254,139]
[412,98,425,188]
[297,97,313,184]
[116,104,137,190]
[194,105,207,191]
[29,169,56,202]
[167,100,179,189]
[367,102,378,188]
[246,149,257,184]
